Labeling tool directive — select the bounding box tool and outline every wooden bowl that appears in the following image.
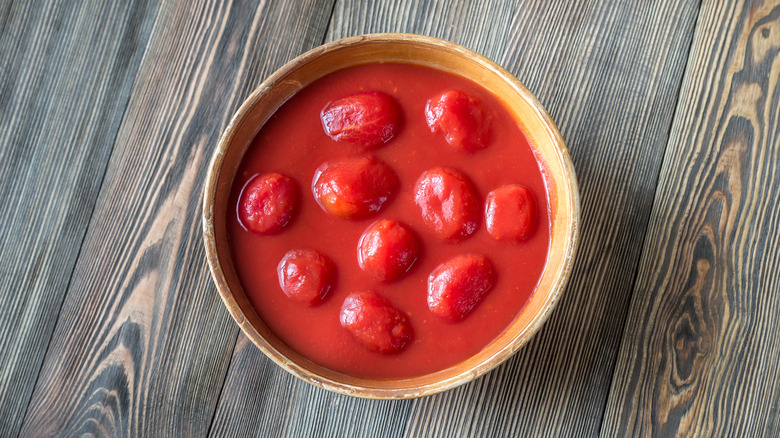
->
[202,33,579,399]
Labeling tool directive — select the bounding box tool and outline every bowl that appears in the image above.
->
[202,33,579,399]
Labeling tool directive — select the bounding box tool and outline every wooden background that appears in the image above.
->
[1,0,778,436]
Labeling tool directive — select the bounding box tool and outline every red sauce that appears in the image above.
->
[228,62,550,379]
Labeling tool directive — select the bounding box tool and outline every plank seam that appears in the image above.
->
[595,0,706,436]
[205,330,242,437]
[320,0,338,44]
[15,162,112,437]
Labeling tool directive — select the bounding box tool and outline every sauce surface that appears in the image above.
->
[228,62,550,379]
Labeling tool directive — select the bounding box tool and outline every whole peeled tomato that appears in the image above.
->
[340,291,414,354]
[312,156,399,219]
[425,90,490,152]
[277,249,336,305]
[485,184,538,242]
[238,173,297,235]
[427,254,496,321]
[358,220,420,282]
[321,91,402,149]
[414,167,480,241]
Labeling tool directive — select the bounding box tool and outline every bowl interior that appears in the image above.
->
[203,34,579,399]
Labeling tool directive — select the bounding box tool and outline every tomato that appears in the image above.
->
[485,184,537,242]
[427,254,496,321]
[358,220,420,282]
[414,167,480,241]
[277,249,336,305]
[321,91,402,148]
[238,173,297,235]
[312,157,399,219]
[425,90,490,152]
[340,291,414,354]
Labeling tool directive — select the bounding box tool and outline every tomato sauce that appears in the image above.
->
[227,62,550,379]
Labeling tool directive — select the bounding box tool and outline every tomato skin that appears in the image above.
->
[238,173,297,235]
[414,167,480,241]
[312,157,399,219]
[358,220,420,282]
[321,91,402,149]
[427,254,496,321]
[277,249,336,305]
[340,291,414,354]
[485,184,537,242]
[425,90,490,152]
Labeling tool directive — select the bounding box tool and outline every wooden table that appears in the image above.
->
[2,0,779,436]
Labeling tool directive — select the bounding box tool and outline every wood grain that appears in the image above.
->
[6,0,779,436]
[210,0,700,437]
[0,1,158,435]
[210,336,414,437]
[601,0,780,436]
[17,0,334,436]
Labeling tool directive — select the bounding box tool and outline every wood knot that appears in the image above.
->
[669,257,712,389]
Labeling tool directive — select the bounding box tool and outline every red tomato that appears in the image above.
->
[321,91,402,148]
[427,254,496,321]
[425,90,490,152]
[485,184,537,242]
[277,249,336,305]
[340,291,414,354]
[312,157,399,219]
[238,173,297,235]
[358,220,420,282]
[414,167,480,241]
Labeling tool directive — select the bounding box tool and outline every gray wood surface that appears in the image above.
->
[0,1,159,435]
[1,0,778,436]
[16,0,333,436]
[602,0,780,436]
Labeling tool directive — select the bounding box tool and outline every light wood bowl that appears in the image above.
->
[202,33,579,399]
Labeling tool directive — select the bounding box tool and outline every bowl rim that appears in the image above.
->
[202,32,580,399]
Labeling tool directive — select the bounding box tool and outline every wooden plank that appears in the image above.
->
[601,0,780,436]
[17,0,334,436]
[209,0,701,437]
[0,1,159,435]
